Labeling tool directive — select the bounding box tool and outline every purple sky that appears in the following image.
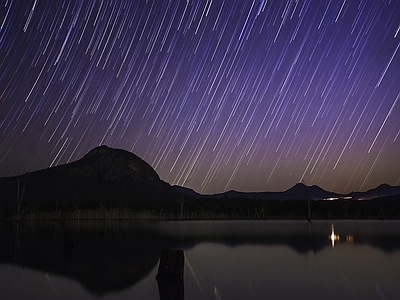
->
[0,0,399,194]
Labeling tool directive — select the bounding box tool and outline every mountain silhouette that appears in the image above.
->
[0,145,178,218]
[1,145,399,220]
[174,182,400,201]
[347,183,400,200]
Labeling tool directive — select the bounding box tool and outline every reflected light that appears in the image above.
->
[329,224,339,247]
[184,256,204,293]
[214,285,221,300]
[346,235,354,243]
[45,273,58,297]
[186,255,222,300]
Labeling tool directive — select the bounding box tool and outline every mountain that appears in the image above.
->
[347,184,400,200]
[278,183,343,200]
[0,145,178,218]
[174,182,343,200]
[172,185,202,198]
[1,145,399,221]
[69,145,162,184]
[174,182,400,201]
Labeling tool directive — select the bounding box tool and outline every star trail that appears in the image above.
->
[0,0,399,194]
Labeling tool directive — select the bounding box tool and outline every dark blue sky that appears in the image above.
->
[0,0,399,194]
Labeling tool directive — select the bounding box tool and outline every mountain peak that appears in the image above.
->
[70,145,161,185]
[85,144,111,155]
[377,183,390,188]
[0,146,179,219]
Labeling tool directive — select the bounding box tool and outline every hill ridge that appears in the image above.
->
[174,182,400,201]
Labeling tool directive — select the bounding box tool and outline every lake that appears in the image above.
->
[1,220,399,299]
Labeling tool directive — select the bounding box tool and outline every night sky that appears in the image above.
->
[0,0,399,194]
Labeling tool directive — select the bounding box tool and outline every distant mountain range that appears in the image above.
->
[1,145,399,221]
[173,182,400,201]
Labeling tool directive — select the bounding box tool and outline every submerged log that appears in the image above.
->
[156,250,184,300]
[156,249,184,278]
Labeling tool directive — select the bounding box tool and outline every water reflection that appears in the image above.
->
[0,220,400,299]
[1,221,166,295]
[329,223,339,247]
[328,223,356,247]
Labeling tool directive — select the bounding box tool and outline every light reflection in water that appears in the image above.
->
[329,223,339,247]
[213,285,221,300]
[184,255,204,293]
[346,234,354,243]
[45,273,58,297]
[328,223,355,247]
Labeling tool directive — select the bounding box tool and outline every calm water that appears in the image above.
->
[1,220,399,300]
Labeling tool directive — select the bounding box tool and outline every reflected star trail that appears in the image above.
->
[0,0,399,194]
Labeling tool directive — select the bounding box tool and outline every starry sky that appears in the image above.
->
[0,0,399,194]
